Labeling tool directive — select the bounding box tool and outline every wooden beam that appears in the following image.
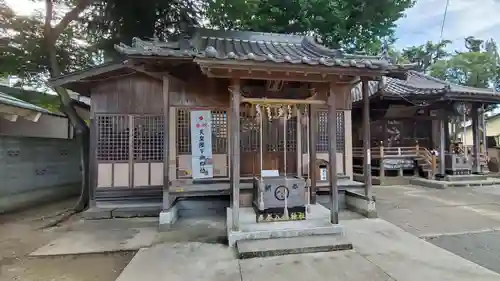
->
[196,59,387,78]
[125,61,188,86]
[127,65,163,80]
[23,112,42,122]
[2,114,18,122]
[49,62,128,87]
[241,97,326,105]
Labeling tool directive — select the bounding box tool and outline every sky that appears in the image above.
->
[394,0,500,51]
[5,0,500,52]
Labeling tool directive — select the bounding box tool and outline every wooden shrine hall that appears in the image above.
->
[351,70,500,186]
[50,28,413,237]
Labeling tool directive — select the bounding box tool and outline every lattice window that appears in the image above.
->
[286,117,297,152]
[302,110,345,153]
[133,116,164,161]
[176,108,191,155]
[240,105,260,152]
[212,110,228,154]
[96,115,130,161]
[317,111,329,152]
[176,108,229,154]
[336,111,345,153]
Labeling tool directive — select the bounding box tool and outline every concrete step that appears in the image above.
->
[236,234,353,259]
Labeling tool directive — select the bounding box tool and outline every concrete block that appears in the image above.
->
[345,190,377,218]
[409,177,447,189]
[226,205,345,247]
[239,191,253,207]
[82,207,113,220]
[236,235,353,259]
[112,206,161,218]
[159,204,179,231]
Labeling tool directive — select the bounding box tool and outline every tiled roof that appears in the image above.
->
[115,28,411,71]
[352,70,500,104]
[0,91,55,115]
[384,71,497,96]
[351,80,381,103]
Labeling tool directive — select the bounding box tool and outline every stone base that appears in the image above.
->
[83,203,161,220]
[82,207,113,219]
[226,204,344,247]
[410,177,500,189]
[236,235,353,259]
[159,204,179,231]
[442,174,487,181]
[345,190,377,218]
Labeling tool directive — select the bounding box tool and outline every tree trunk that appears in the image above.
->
[44,0,93,212]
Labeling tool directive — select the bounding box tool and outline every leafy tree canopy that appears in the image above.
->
[401,40,452,72]
[83,0,202,57]
[429,37,500,90]
[205,0,415,54]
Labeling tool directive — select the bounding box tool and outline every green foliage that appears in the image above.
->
[83,0,203,58]
[0,84,61,112]
[0,0,96,87]
[401,40,452,71]
[205,0,415,54]
[429,38,500,89]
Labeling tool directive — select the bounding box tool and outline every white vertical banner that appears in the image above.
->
[190,110,213,179]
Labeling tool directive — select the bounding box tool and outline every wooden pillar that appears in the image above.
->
[471,103,481,173]
[379,141,385,180]
[480,104,487,173]
[89,116,97,207]
[439,110,446,175]
[296,108,302,177]
[308,105,317,204]
[230,79,241,230]
[362,79,372,197]
[162,76,171,210]
[327,82,338,224]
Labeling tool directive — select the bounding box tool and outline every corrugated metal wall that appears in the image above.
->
[0,136,81,213]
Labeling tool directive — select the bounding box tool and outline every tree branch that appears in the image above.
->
[47,0,95,45]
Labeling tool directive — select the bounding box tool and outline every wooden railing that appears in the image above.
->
[353,142,419,158]
[353,141,489,177]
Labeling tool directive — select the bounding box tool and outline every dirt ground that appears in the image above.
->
[0,199,135,281]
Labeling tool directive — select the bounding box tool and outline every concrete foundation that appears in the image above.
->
[159,204,179,231]
[410,177,500,189]
[345,190,377,218]
[226,204,344,247]
[441,174,488,181]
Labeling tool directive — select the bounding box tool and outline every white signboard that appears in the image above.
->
[320,168,327,181]
[190,110,213,179]
[262,170,279,177]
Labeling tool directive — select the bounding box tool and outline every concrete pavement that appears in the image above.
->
[114,218,500,281]
[374,184,500,274]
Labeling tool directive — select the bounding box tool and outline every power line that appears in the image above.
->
[440,0,451,40]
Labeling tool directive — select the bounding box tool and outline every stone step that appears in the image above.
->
[236,234,353,259]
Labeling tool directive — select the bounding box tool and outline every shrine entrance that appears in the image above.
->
[240,104,298,177]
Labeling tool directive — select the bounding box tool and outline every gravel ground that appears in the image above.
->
[0,199,135,281]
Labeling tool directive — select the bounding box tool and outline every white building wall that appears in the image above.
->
[0,114,71,139]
